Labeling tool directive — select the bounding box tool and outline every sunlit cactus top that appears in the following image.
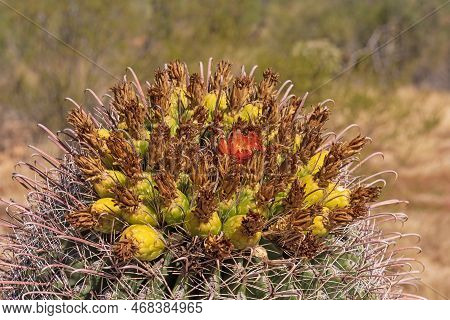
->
[0,59,421,300]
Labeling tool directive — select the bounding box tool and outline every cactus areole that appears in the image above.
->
[0,59,421,299]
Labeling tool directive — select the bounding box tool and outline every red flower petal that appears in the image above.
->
[219,130,262,162]
[218,138,229,155]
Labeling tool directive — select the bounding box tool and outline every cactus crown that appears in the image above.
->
[0,59,421,299]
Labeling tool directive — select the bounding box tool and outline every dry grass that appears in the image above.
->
[0,112,34,228]
[341,87,450,299]
[388,89,450,299]
[0,86,449,299]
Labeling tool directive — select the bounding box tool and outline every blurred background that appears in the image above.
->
[0,0,448,299]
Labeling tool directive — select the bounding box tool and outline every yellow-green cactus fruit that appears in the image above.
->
[97,128,110,139]
[297,150,329,178]
[184,210,222,237]
[218,198,238,220]
[133,172,158,204]
[218,188,258,220]
[163,190,190,225]
[203,92,227,119]
[95,128,114,167]
[223,214,262,250]
[90,198,124,233]
[164,115,179,137]
[236,188,257,216]
[235,103,260,123]
[267,129,278,142]
[167,87,188,128]
[117,225,165,261]
[117,121,128,130]
[306,150,329,174]
[269,191,288,216]
[299,175,324,207]
[131,129,151,157]
[121,203,158,226]
[170,87,188,112]
[310,215,328,237]
[276,153,285,166]
[133,139,149,157]
[223,113,236,128]
[324,183,350,209]
[93,170,127,198]
[293,134,302,153]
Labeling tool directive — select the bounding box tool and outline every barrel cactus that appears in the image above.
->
[0,59,421,299]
